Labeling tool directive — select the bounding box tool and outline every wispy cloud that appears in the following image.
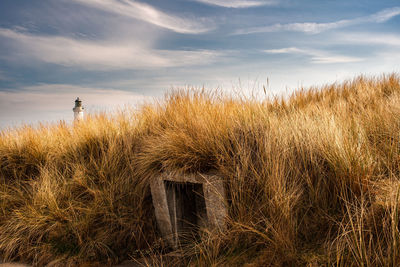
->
[264,47,363,63]
[70,0,212,34]
[0,28,221,70]
[0,83,151,127]
[337,32,400,46]
[370,7,400,22]
[331,32,400,67]
[4,83,149,105]
[193,0,277,8]
[235,6,400,34]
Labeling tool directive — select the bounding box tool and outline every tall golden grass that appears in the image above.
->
[1,74,400,266]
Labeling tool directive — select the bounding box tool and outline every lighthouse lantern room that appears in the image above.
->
[73,97,84,122]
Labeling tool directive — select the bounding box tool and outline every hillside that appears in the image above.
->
[1,74,400,266]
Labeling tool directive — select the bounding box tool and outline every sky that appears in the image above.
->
[0,0,399,128]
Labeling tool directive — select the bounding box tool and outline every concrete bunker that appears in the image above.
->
[150,172,227,248]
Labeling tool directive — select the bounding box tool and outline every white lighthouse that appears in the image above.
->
[73,97,84,122]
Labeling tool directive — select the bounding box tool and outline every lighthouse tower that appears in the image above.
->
[73,97,84,122]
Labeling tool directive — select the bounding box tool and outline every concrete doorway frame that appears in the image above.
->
[150,172,227,248]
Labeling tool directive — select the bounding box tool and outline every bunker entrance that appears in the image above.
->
[164,181,207,243]
[150,172,227,249]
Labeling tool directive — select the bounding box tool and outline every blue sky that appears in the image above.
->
[0,0,399,128]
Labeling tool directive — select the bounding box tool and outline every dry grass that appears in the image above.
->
[1,73,400,266]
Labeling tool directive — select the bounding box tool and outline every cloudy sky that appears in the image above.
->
[0,0,399,128]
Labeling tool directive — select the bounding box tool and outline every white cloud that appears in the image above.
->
[0,28,220,70]
[193,0,277,8]
[264,47,363,64]
[370,7,400,22]
[337,32,400,46]
[331,32,400,69]
[70,0,212,34]
[235,20,347,34]
[235,6,400,34]
[19,83,149,107]
[0,84,151,128]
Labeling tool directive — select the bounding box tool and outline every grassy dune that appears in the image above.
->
[1,74,400,266]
